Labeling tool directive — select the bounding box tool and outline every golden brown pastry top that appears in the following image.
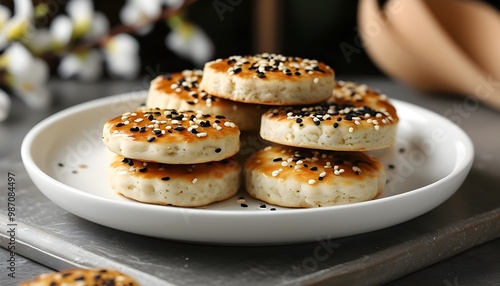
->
[19,268,140,286]
[245,145,385,184]
[264,81,398,131]
[105,108,240,144]
[112,155,241,181]
[206,53,334,81]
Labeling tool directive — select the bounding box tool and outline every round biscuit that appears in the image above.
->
[110,155,241,207]
[199,53,335,105]
[19,268,139,286]
[244,145,386,208]
[146,70,265,131]
[103,108,240,164]
[260,81,399,151]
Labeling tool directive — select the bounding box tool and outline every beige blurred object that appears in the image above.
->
[357,0,500,110]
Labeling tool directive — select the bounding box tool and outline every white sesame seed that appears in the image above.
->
[308,179,316,185]
[272,170,280,177]
[352,166,362,174]
[281,161,288,167]
[313,78,319,84]
[349,127,354,133]
[374,125,380,130]
[319,172,326,177]
[264,146,272,151]
[192,178,198,184]
[196,132,208,138]
[216,126,222,131]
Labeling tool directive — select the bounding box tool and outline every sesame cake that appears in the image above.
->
[110,155,241,207]
[199,53,335,105]
[260,81,399,151]
[146,70,266,131]
[102,108,240,164]
[244,145,386,208]
[19,268,140,286]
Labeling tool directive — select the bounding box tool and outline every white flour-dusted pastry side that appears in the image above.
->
[110,155,241,207]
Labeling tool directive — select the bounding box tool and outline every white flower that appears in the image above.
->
[0,0,33,47]
[0,89,11,122]
[50,15,73,47]
[3,42,33,76]
[104,34,140,79]
[11,58,50,109]
[165,24,214,67]
[58,49,103,82]
[120,0,162,35]
[66,0,93,38]
[2,43,50,109]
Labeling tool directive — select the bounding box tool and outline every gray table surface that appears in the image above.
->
[0,78,499,285]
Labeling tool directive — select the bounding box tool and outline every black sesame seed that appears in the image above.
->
[260,204,266,208]
[74,276,85,281]
[161,176,170,181]
[200,120,211,127]
[154,112,161,116]
[130,126,139,132]
[270,208,277,211]
[296,118,303,123]
[139,126,146,133]
[399,148,406,153]
[147,114,154,121]
[241,203,248,208]
[215,115,226,119]
[318,176,324,181]
[215,120,221,124]
[303,164,308,167]
[257,72,266,78]
[139,167,147,172]
[310,166,318,171]
[174,126,185,131]
[191,129,199,134]
[147,136,155,142]
[184,86,190,91]
[187,101,195,105]
[295,71,301,76]
[153,129,162,135]
[234,67,242,74]
[314,120,321,126]
[337,117,342,122]
[58,163,64,167]
[215,148,222,153]
[272,157,282,162]
[388,164,395,169]
[333,123,339,128]
[115,123,125,127]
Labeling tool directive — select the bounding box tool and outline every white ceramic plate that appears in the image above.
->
[21,91,474,244]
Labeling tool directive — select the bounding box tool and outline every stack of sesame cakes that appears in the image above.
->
[246,81,398,207]
[102,53,399,208]
[102,108,242,207]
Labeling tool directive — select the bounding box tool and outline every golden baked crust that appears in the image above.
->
[103,108,240,164]
[199,53,335,105]
[19,268,140,286]
[245,145,386,207]
[146,70,265,131]
[260,81,399,151]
